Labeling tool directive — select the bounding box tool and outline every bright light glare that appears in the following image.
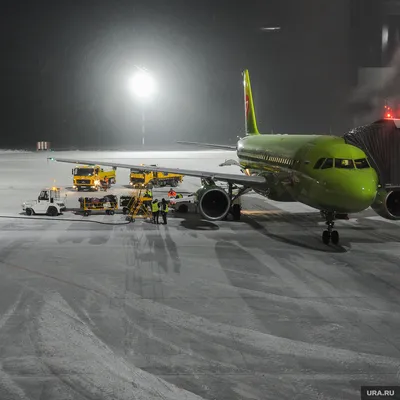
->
[128,71,156,100]
[260,26,281,31]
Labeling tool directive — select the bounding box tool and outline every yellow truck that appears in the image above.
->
[129,166,183,188]
[72,165,116,191]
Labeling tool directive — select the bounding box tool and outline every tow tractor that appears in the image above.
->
[22,187,67,216]
[169,194,197,214]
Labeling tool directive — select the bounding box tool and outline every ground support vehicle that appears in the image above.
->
[78,195,118,216]
[169,195,197,214]
[22,187,67,216]
[129,167,183,188]
[120,189,152,221]
[73,165,117,191]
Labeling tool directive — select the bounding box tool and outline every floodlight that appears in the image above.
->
[128,71,156,100]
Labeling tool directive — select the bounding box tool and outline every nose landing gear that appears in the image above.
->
[322,212,339,245]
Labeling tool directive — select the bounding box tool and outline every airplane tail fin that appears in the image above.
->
[243,69,260,135]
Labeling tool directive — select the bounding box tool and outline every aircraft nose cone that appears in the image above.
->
[324,172,377,213]
[343,176,377,210]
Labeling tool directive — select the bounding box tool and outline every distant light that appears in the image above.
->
[386,113,392,118]
[128,70,156,100]
[260,27,281,31]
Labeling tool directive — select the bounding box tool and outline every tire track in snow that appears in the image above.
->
[0,293,30,400]
[87,277,400,374]
[0,292,22,332]
[120,293,400,372]
[0,366,30,400]
[191,277,400,321]
[38,291,205,400]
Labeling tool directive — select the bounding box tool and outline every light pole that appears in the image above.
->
[128,68,157,147]
[141,108,145,146]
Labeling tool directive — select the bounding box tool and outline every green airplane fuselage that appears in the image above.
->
[237,134,378,213]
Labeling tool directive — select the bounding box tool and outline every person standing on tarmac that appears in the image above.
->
[160,198,169,224]
[144,188,152,207]
[151,199,159,224]
[102,177,109,192]
[168,188,176,198]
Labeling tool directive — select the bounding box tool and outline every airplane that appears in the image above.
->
[48,69,379,245]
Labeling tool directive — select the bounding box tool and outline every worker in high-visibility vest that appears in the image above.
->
[168,188,176,198]
[160,198,169,224]
[175,193,183,198]
[144,189,153,207]
[151,199,159,224]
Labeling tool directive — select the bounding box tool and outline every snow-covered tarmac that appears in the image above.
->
[0,150,400,399]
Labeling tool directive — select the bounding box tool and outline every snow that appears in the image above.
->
[0,149,32,154]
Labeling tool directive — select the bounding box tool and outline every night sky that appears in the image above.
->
[0,0,353,149]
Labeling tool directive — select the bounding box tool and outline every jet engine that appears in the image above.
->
[371,189,400,220]
[196,185,231,221]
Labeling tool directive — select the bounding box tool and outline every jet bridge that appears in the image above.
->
[343,119,400,220]
[344,119,400,189]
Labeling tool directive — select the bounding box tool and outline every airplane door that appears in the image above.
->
[298,144,315,169]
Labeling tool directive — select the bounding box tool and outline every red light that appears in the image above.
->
[386,113,392,118]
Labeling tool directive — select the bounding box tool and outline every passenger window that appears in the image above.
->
[314,158,326,169]
[321,158,333,169]
[335,159,354,169]
[354,158,370,169]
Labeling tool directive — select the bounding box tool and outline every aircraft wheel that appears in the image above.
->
[26,208,33,216]
[322,230,330,244]
[331,230,339,245]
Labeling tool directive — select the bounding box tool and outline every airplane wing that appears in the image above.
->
[48,157,266,186]
[176,141,237,150]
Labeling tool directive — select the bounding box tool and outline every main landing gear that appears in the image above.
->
[321,211,339,245]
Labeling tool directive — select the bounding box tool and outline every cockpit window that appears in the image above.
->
[335,158,354,169]
[320,158,333,169]
[354,158,370,169]
[313,158,326,169]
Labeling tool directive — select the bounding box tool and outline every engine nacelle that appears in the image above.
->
[196,185,231,221]
[371,189,400,220]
